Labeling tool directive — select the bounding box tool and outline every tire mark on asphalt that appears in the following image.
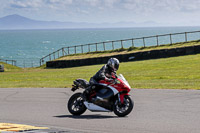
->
[60,91,71,96]
[182,93,200,104]
[3,91,19,102]
[157,93,190,104]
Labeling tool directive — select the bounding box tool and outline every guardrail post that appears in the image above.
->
[112,41,114,50]
[68,47,70,55]
[132,39,134,47]
[156,36,159,46]
[185,32,187,42]
[170,34,172,44]
[58,50,60,58]
[121,40,123,48]
[103,42,105,51]
[81,45,83,53]
[96,43,98,51]
[143,37,145,47]
[75,46,76,54]
[62,48,64,56]
[88,44,90,52]
[49,54,51,61]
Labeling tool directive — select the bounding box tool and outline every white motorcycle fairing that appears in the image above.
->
[83,101,110,112]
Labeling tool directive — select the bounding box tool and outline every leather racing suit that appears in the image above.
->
[89,64,114,85]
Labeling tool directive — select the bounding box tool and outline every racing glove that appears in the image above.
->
[105,78,113,82]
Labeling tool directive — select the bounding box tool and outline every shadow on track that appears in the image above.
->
[54,114,119,119]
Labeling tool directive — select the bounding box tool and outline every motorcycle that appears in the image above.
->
[67,74,134,117]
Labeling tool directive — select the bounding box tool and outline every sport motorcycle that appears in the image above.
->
[67,74,133,117]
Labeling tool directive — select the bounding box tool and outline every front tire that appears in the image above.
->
[113,95,134,117]
[68,93,87,116]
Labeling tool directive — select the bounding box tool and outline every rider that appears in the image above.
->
[86,58,120,101]
[90,58,120,84]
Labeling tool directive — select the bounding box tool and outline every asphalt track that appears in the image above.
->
[0,88,200,133]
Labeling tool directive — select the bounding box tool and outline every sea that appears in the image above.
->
[0,26,200,67]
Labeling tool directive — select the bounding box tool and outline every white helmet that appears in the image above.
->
[107,58,120,71]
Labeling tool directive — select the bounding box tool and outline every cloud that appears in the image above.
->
[9,0,73,10]
[10,0,42,9]
[76,8,89,15]
[103,0,119,8]
[1,0,200,24]
[46,0,61,4]
[80,0,119,8]
[43,0,74,11]
[46,0,73,5]
[82,0,101,6]
[120,0,200,13]
[178,0,200,12]
[5,0,200,13]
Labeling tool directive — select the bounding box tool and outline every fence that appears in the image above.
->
[16,59,40,68]
[0,58,40,68]
[46,45,200,68]
[39,30,200,66]
[0,58,16,66]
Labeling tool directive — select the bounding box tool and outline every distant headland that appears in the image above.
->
[0,14,161,30]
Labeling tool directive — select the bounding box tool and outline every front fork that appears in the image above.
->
[118,93,129,104]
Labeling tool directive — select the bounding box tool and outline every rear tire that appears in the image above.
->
[113,95,134,117]
[68,93,87,116]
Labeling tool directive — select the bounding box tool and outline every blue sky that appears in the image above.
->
[0,0,200,26]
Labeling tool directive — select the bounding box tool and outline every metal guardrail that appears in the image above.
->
[38,30,200,66]
[0,58,16,66]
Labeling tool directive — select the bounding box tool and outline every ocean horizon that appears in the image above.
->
[1,26,200,67]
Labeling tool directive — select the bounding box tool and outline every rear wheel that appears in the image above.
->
[113,95,134,117]
[68,93,87,115]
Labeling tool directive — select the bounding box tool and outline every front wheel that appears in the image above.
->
[113,95,134,117]
[68,93,87,115]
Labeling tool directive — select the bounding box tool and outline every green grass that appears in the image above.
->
[0,54,200,89]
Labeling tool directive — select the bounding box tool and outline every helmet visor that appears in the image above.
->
[114,63,119,71]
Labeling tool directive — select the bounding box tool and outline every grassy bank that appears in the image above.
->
[57,40,200,61]
[0,62,22,72]
[0,54,200,89]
